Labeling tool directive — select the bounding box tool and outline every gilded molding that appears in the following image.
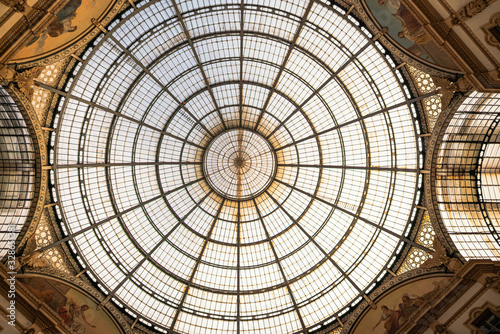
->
[0,0,71,64]
[407,0,500,90]
[7,86,48,251]
[354,0,459,77]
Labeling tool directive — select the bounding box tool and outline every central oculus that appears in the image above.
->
[203,128,277,201]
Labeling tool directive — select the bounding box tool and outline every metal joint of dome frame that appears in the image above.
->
[47,2,430,334]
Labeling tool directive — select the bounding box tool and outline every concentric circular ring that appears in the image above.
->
[52,0,422,333]
[203,129,276,201]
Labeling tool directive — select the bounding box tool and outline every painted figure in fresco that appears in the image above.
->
[47,0,82,37]
[69,301,96,333]
[26,0,82,52]
[372,305,403,334]
[393,4,431,44]
[377,0,400,10]
[398,293,426,319]
[58,300,95,333]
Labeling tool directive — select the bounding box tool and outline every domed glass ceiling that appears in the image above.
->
[51,0,423,332]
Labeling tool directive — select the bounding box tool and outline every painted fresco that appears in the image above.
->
[353,276,451,334]
[12,0,114,62]
[18,277,121,334]
[365,0,460,71]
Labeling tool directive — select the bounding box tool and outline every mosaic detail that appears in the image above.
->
[398,213,435,274]
[408,66,441,131]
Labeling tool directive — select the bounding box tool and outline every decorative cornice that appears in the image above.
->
[0,264,67,333]
[396,260,500,333]
[405,0,500,91]
[0,0,71,64]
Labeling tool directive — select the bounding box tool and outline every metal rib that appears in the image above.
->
[106,34,216,139]
[39,177,204,252]
[170,199,225,331]
[254,0,313,131]
[52,161,202,169]
[265,41,372,140]
[274,179,434,253]
[170,0,228,131]
[275,91,439,152]
[277,164,418,173]
[36,82,205,150]
[266,192,371,311]
[253,198,307,331]
[98,190,214,306]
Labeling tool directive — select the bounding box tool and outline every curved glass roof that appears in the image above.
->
[0,86,35,258]
[52,0,422,332]
[436,92,500,260]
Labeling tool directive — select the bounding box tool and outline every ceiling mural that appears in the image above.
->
[363,0,460,72]
[19,276,122,334]
[352,275,452,333]
[11,0,115,63]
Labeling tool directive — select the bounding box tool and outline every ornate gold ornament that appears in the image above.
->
[451,0,497,25]
[481,13,500,50]
[420,235,463,272]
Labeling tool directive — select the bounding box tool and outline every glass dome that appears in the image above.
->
[51,0,422,332]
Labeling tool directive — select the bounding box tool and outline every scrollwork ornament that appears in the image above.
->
[481,13,500,50]
[452,0,497,25]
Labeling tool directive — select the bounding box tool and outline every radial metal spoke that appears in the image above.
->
[266,192,371,306]
[37,82,205,150]
[170,0,227,131]
[277,163,418,172]
[274,179,434,253]
[52,161,202,169]
[99,190,215,307]
[239,0,244,128]
[253,199,307,331]
[106,34,216,139]
[265,41,372,140]
[254,0,313,131]
[40,177,204,252]
[170,199,225,331]
[274,91,438,152]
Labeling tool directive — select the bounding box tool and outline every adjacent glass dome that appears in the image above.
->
[52,0,422,332]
